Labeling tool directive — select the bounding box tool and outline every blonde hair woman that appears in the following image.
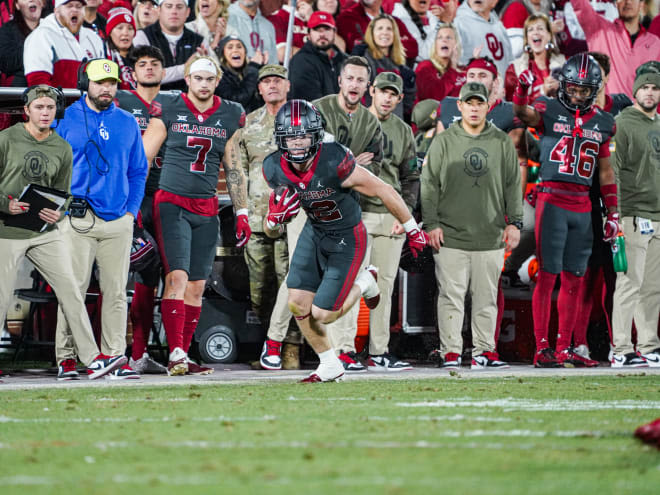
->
[414,22,465,102]
[504,14,565,102]
[133,0,159,30]
[185,0,233,52]
[357,14,416,121]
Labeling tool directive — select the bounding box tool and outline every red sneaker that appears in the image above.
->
[259,339,282,370]
[186,358,213,375]
[534,348,562,368]
[557,348,599,368]
[440,352,461,370]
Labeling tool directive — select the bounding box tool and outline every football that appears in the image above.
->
[274,184,296,203]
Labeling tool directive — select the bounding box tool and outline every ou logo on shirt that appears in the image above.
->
[99,124,110,141]
[485,33,503,60]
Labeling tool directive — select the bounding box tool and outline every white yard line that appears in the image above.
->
[395,398,660,411]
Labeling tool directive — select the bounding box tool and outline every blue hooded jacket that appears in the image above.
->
[56,95,147,220]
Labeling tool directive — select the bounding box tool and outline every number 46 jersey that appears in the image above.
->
[534,96,615,187]
[158,93,245,198]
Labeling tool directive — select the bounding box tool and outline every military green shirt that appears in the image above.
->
[362,113,419,213]
[0,123,73,240]
[237,106,279,233]
[313,94,383,176]
[612,107,660,221]
[421,120,523,251]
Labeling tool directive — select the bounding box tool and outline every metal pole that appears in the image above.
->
[283,0,297,70]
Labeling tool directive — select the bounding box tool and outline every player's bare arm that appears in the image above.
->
[142,117,167,165]
[341,165,412,224]
[222,133,248,211]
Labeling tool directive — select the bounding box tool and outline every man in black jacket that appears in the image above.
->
[133,0,208,91]
[288,11,346,102]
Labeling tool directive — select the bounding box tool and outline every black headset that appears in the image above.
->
[22,85,66,120]
[77,58,93,92]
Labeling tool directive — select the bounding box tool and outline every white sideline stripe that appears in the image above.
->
[0,432,617,453]
[0,414,511,424]
[395,398,660,411]
[7,396,369,403]
[0,415,277,424]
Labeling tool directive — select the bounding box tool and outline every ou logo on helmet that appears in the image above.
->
[485,33,503,61]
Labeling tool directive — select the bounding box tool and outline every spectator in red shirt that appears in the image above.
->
[337,0,418,65]
[570,0,660,97]
[268,0,313,62]
[504,14,564,102]
[414,22,465,102]
[105,7,137,89]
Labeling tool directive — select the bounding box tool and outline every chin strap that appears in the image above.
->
[572,108,583,138]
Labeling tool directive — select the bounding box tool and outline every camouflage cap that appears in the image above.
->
[24,85,60,106]
[412,99,440,131]
[258,64,288,82]
[459,81,488,103]
[374,71,403,95]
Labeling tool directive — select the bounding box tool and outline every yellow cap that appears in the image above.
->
[86,59,120,83]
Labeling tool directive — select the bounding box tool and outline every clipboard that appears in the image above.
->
[4,184,70,232]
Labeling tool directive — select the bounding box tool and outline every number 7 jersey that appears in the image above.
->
[533,96,615,187]
[158,93,245,198]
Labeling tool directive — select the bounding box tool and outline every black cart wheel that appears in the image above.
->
[197,325,238,363]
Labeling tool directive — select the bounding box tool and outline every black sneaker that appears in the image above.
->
[502,270,529,289]
[367,353,413,371]
[57,359,80,381]
[338,351,367,373]
[611,352,648,368]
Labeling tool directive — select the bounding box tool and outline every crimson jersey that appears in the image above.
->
[263,142,361,231]
[115,90,174,195]
[438,97,524,133]
[533,96,615,187]
[157,94,245,198]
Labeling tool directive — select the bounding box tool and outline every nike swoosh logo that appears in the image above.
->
[644,355,660,363]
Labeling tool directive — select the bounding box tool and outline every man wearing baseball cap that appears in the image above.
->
[55,58,148,379]
[24,0,105,88]
[610,62,660,368]
[422,81,523,371]
[289,10,347,102]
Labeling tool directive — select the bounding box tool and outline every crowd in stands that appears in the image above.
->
[1,0,659,379]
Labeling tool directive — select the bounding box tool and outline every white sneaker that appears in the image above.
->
[167,347,188,376]
[129,353,167,374]
[641,349,660,367]
[357,265,380,309]
[573,344,591,360]
[610,352,648,368]
[300,360,344,383]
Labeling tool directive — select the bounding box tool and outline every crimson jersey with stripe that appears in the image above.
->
[158,94,245,198]
[115,90,174,195]
[263,142,361,231]
[533,96,615,188]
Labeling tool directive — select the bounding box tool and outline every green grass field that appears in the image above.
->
[1,375,659,494]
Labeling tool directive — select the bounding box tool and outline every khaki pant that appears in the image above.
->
[267,211,306,342]
[327,211,405,355]
[434,247,504,356]
[612,216,660,354]
[56,211,133,360]
[0,229,99,365]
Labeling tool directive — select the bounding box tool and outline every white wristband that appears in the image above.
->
[236,208,248,217]
[402,217,418,233]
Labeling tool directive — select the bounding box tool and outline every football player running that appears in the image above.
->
[513,53,617,368]
[262,100,429,383]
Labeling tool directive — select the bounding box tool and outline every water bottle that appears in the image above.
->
[611,232,628,273]
[527,165,540,184]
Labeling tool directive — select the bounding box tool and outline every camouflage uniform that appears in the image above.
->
[412,98,440,158]
[238,106,301,344]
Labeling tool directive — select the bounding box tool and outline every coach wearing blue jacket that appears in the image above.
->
[55,59,148,380]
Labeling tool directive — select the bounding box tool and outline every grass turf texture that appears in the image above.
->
[1,376,659,494]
